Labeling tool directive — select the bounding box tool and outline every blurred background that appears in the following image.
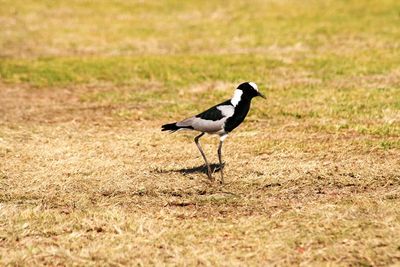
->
[0,0,399,134]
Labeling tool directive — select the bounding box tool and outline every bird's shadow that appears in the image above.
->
[156,163,225,175]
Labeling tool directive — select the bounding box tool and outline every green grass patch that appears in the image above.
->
[0,55,283,87]
[1,54,398,136]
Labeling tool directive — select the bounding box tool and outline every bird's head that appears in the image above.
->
[237,82,266,100]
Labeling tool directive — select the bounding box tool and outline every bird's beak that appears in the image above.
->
[257,92,266,99]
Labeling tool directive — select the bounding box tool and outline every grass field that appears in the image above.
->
[1,0,400,265]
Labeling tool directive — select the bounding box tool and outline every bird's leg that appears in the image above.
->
[217,138,224,184]
[194,132,213,181]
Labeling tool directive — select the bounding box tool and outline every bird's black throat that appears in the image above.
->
[224,98,252,132]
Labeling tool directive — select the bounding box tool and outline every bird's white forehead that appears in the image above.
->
[248,82,258,91]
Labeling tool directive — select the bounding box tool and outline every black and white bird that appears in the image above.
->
[162,82,265,184]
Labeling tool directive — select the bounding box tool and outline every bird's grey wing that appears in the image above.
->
[177,101,234,133]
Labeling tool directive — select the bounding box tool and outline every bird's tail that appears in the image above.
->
[161,122,180,132]
[161,122,193,132]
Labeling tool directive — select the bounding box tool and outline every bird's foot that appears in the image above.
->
[206,168,214,182]
[213,163,225,185]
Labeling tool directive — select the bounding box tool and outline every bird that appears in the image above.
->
[161,82,265,184]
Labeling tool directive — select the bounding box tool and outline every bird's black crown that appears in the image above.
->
[237,82,261,99]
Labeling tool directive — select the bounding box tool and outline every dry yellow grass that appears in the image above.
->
[1,83,399,266]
